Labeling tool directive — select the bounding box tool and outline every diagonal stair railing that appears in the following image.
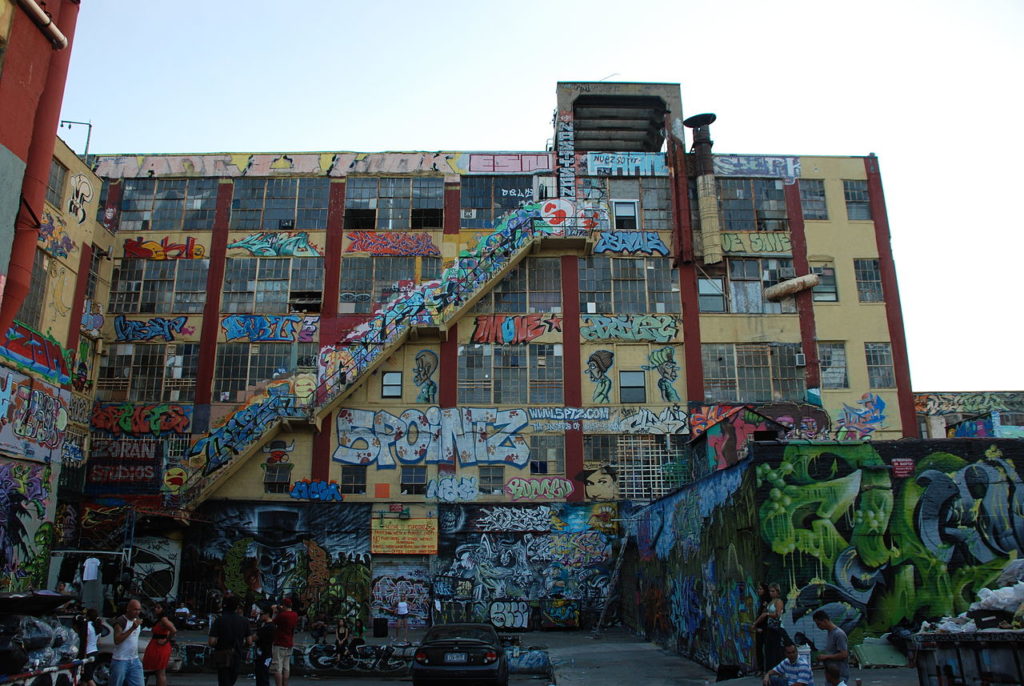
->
[175,200,597,510]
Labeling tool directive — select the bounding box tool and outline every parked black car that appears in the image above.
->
[411,622,508,686]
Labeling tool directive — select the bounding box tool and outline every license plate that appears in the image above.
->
[444,652,468,663]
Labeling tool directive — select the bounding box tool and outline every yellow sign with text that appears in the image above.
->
[371,518,438,554]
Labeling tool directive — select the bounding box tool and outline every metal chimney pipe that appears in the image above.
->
[684,114,723,264]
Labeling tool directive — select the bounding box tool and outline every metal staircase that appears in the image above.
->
[175,202,596,510]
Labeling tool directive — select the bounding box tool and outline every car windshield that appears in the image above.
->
[425,626,495,643]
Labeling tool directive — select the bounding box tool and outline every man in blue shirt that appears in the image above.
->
[763,643,813,686]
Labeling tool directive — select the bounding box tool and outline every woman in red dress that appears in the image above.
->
[142,602,177,686]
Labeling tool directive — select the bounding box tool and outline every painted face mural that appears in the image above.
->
[585,350,614,404]
[577,465,618,501]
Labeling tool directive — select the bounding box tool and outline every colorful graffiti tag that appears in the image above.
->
[593,231,669,256]
[114,315,193,342]
[334,407,529,468]
[720,232,792,254]
[914,391,1024,416]
[91,402,192,437]
[505,477,574,501]
[0,369,70,460]
[581,315,678,342]
[290,479,343,501]
[345,232,440,256]
[222,314,304,342]
[227,231,323,257]
[586,152,668,176]
[38,212,76,258]
[835,392,887,439]
[67,173,94,224]
[471,314,562,344]
[124,235,207,259]
[0,321,72,384]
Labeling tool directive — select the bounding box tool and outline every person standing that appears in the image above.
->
[270,598,298,686]
[110,599,145,686]
[208,595,252,686]
[77,607,105,686]
[814,610,850,685]
[142,602,176,686]
[751,581,771,673]
[394,594,410,642]
[755,583,786,670]
[253,610,276,686]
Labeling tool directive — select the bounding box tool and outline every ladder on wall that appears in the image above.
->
[591,534,629,638]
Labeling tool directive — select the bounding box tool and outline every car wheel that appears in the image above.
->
[93,661,111,686]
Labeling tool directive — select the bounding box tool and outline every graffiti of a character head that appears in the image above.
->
[644,346,678,380]
[576,465,618,501]
[586,350,613,381]
[413,350,438,385]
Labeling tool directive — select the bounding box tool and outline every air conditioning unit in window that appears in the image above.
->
[794,353,807,367]
[460,209,477,219]
[279,219,295,229]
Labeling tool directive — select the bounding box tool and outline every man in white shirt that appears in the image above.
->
[110,599,144,686]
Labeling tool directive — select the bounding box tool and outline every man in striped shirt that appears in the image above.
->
[763,643,813,686]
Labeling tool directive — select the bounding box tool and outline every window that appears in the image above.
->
[854,259,883,302]
[340,465,367,495]
[119,178,218,231]
[478,466,505,495]
[612,201,638,230]
[460,176,532,229]
[109,259,210,314]
[583,434,686,502]
[96,343,200,402]
[818,342,848,389]
[230,177,329,230]
[345,177,444,230]
[619,371,646,403]
[212,342,317,399]
[810,263,838,302]
[699,259,796,314]
[222,257,323,313]
[85,247,104,301]
[843,180,872,220]
[799,179,828,220]
[264,463,293,494]
[719,178,788,232]
[698,277,726,313]
[381,371,403,398]
[579,257,680,315]
[340,256,436,314]
[583,177,673,230]
[15,250,47,328]
[865,342,896,388]
[401,466,427,495]
[702,343,806,403]
[46,159,68,208]
[529,435,565,475]
[473,258,562,314]
[457,344,563,404]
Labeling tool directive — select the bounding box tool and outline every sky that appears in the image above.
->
[57,0,1024,392]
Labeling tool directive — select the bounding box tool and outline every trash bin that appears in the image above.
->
[915,631,1024,686]
[373,617,388,638]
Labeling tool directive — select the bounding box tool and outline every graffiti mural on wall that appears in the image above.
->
[124,235,206,259]
[67,173,94,224]
[624,462,759,669]
[434,503,616,610]
[720,232,792,254]
[835,392,887,439]
[689,403,831,441]
[81,300,106,337]
[0,323,72,384]
[222,314,303,342]
[0,459,52,591]
[505,477,574,501]
[584,350,614,404]
[0,369,70,461]
[581,315,678,342]
[114,315,193,342]
[38,212,76,258]
[556,115,576,199]
[914,391,1024,416]
[692,407,785,479]
[185,502,372,621]
[345,232,440,256]
[412,350,437,404]
[471,314,561,344]
[586,152,668,176]
[46,260,72,322]
[92,402,192,437]
[290,479,343,501]
[371,566,431,626]
[189,380,302,476]
[334,407,529,468]
[465,154,551,173]
[754,440,1024,651]
[593,231,669,256]
[227,232,323,257]
[714,155,800,180]
[427,474,479,502]
[86,438,162,495]
[133,536,182,601]
[644,347,681,403]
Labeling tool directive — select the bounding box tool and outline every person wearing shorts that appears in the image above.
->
[270,598,298,686]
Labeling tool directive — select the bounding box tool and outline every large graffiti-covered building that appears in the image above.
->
[3,81,951,634]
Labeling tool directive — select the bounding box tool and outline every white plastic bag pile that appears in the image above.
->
[971,582,1024,613]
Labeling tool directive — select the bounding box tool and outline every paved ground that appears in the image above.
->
[171,625,921,685]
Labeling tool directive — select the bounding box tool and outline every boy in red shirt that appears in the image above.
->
[270,598,298,686]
